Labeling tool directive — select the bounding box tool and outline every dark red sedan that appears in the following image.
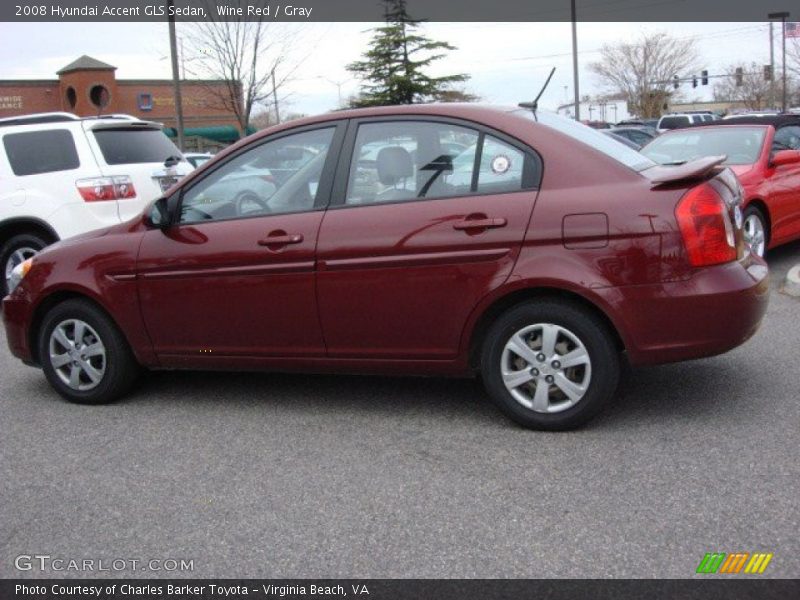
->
[2,105,770,430]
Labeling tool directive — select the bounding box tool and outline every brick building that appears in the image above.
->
[0,55,244,145]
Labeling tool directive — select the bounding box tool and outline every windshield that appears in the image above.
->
[518,110,655,172]
[641,127,766,166]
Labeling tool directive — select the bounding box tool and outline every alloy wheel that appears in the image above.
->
[501,323,592,413]
[48,319,107,391]
[743,213,766,257]
[4,246,38,288]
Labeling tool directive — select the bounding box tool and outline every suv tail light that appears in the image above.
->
[675,183,737,267]
[76,176,137,202]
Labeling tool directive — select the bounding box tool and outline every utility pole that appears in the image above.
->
[781,18,787,112]
[571,0,580,120]
[768,11,790,112]
[167,0,184,151]
[271,68,281,125]
[769,22,775,109]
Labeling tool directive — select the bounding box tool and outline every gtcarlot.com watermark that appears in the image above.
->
[14,554,194,573]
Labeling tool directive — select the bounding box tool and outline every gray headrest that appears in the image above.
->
[376,146,413,185]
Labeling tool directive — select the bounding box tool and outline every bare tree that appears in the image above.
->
[589,32,698,119]
[182,1,305,134]
[788,39,800,106]
[788,38,800,78]
[713,63,773,111]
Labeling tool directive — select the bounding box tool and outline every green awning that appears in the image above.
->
[163,125,256,143]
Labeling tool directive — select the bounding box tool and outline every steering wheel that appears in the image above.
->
[234,191,271,216]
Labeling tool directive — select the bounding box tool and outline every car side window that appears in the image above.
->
[179,127,335,224]
[346,121,479,205]
[2,129,80,176]
[773,126,800,151]
[476,135,526,194]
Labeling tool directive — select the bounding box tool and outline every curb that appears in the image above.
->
[783,264,800,297]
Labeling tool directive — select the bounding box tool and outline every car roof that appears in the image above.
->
[693,114,800,128]
[0,112,159,130]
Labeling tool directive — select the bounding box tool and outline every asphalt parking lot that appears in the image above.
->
[1,243,799,580]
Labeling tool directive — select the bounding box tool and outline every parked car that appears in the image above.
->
[641,122,800,256]
[583,121,612,129]
[600,129,643,150]
[656,113,705,133]
[0,112,193,296]
[683,111,719,122]
[610,126,658,146]
[184,152,213,168]
[3,105,769,431]
[617,118,659,129]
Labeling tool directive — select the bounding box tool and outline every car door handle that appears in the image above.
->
[258,233,304,246]
[453,217,507,231]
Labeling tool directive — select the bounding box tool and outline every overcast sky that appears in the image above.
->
[0,21,779,116]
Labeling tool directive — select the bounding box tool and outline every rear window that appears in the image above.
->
[659,116,691,130]
[519,110,655,172]
[92,127,182,165]
[2,129,80,176]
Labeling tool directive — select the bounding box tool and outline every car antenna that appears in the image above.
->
[519,67,556,121]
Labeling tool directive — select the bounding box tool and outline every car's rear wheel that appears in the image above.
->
[38,299,140,404]
[1,233,48,297]
[743,206,767,257]
[481,301,620,430]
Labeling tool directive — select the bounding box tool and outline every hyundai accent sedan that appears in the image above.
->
[2,105,770,430]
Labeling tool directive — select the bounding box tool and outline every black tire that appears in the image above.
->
[742,205,768,258]
[38,299,140,404]
[1,233,49,297]
[481,300,620,431]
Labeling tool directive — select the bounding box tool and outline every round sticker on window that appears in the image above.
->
[491,154,511,175]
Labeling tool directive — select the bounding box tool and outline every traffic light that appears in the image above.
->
[692,77,698,88]
[735,67,743,86]
[701,70,709,85]
[764,64,773,81]
[673,75,679,89]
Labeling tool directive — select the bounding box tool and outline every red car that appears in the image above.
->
[2,105,770,430]
[642,120,800,257]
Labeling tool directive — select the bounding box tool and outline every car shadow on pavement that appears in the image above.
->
[130,368,507,425]
[112,353,755,431]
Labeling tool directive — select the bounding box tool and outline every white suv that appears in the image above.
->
[656,113,706,133]
[0,112,193,295]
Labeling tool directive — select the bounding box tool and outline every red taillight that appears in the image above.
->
[675,183,736,267]
[76,176,137,202]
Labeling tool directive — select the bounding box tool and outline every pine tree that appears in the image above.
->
[347,0,474,107]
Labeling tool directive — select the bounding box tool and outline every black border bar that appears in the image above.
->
[2,1,796,22]
[2,579,800,600]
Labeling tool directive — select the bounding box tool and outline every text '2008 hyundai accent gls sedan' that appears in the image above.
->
[2,105,770,430]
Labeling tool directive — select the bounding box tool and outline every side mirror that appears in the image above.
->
[146,197,172,230]
[771,149,800,168]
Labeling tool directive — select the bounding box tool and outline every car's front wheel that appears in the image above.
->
[481,301,620,430]
[39,299,140,404]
